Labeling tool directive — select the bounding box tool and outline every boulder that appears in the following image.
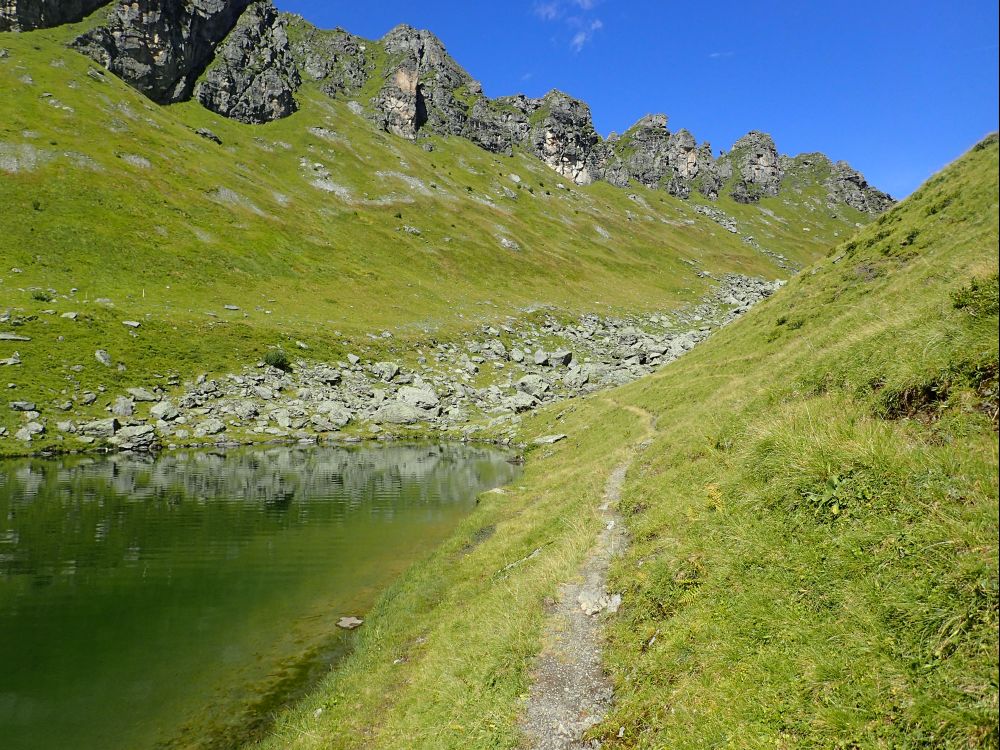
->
[80,418,119,437]
[371,361,400,381]
[396,386,439,410]
[516,374,551,399]
[112,397,135,417]
[126,387,158,402]
[150,401,179,421]
[314,401,352,427]
[195,417,226,436]
[14,421,44,441]
[370,401,426,425]
[110,424,157,451]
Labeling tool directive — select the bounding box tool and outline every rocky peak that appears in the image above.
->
[372,23,477,140]
[74,0,254,103]
[523,90,604,185]
[0,0,110,31]
[195,0,300,124]
[728,130,783,203]
[287,21,371,97]
[827,160,894,214]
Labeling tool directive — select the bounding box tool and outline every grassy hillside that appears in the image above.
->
[254,137,997,748]
[0,23,867,451]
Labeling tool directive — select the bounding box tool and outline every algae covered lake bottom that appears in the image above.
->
[0,443,519,750]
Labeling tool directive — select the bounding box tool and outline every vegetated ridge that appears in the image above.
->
[1,1,893,455]
[254,137,998,749]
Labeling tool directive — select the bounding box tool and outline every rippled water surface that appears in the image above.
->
[0,443,518,750]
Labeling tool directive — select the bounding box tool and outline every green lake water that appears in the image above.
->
[0,443,518,750]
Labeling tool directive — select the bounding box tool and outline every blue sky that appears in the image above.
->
[276,0,999,198]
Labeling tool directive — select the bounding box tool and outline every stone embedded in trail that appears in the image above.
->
[534,434,568,445]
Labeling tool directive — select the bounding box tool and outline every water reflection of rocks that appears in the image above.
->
[0,443,518,576]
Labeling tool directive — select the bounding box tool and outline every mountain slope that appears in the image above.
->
[1,21,873,453]
[253,137,997,748]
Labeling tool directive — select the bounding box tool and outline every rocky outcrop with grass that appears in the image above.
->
[727,131,784,203]
[0,0,109,32]
[1,0,892,210]
[195,0,300,123]
[73,0,255,103]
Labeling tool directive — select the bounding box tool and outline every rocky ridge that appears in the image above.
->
[194,0,300,123]
[0,0,892,211]
[72,0,254,104]
[6,275,781,453]
[0,0,110,31]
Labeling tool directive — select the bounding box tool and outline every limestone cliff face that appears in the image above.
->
[0,0,109,32]
[73,0,254,104]
[195,0,299,124]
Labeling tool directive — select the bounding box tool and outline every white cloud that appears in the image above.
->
[570,19,604,51]
[708,50,735,59]
[533,1,561,20]
[533,0,605,52]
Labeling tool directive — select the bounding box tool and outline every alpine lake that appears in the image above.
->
[0,442,520,749]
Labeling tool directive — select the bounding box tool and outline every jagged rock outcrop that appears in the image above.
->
[73,0,253,104]
[603,114,673,189]
[523,90,605,185]
[367,24,483,140]
[13,3,888,212]
[287,22,371,98]
[826,160,894,213]
[463,96,532,155]
[195,0,299,124]
[379,24,479,139]
[728,131,783,203]
[602,116,728,198]
[0,0,109,31]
